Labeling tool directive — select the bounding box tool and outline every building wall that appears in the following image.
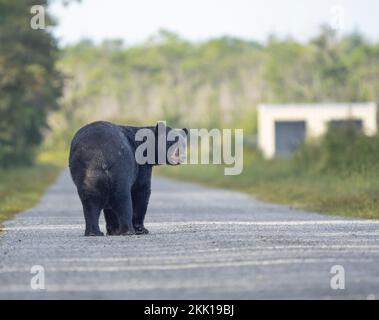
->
[258,103,377,159]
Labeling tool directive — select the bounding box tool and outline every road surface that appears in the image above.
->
[0,170,378,299]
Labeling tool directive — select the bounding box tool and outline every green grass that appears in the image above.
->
[0,149,68,226]
[157,151,379,219]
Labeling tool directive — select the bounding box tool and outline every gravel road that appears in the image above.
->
[0,170,378,299]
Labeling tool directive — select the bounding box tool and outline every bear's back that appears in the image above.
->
[69,121,134,171]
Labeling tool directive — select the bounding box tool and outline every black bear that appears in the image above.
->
[69,121,188,236]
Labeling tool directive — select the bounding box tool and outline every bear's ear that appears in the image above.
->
[182,128,189,135]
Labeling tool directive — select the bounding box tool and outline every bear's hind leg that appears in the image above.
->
[111,195,135,235]
[104,208,119,236]
[81,199,104,236]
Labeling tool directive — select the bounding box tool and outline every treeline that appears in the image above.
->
[49,27,379,149]
[1,1,379,166]
[0,0,62,166]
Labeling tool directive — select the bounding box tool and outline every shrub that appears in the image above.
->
[294,124,379,175]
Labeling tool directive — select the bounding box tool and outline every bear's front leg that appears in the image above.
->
[112,194,135,235]
[132,186,151,235]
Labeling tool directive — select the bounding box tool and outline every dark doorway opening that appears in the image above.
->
[329,119,363,132]
[275,121,306,157]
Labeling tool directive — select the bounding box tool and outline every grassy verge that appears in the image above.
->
[0,149,68,225]
[157,151,379,219]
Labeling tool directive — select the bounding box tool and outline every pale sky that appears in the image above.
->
[50,0,379,46]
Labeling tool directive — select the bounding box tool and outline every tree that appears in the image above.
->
[0,0,62,165]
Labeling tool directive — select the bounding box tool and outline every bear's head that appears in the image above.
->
[155,122,188,166]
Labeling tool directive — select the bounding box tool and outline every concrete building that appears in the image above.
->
[258,102,377,159]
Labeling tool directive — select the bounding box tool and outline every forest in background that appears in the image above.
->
[47,27,379,150]
[1,0,379,163]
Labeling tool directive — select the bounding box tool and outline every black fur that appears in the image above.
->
[69,121,187,236]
